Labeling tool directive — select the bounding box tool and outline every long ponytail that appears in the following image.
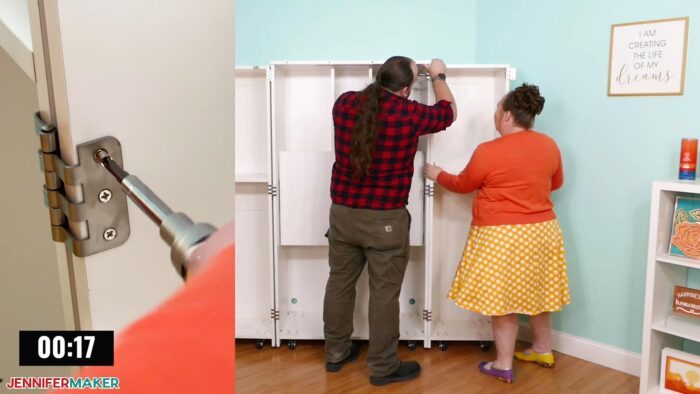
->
[351,82,381,179]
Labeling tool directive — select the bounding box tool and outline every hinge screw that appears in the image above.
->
[103,228,117,241]
[98,189,112,203]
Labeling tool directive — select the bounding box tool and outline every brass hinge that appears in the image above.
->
[34,113,130,257]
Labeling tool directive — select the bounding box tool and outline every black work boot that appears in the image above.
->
[369,361,421,386]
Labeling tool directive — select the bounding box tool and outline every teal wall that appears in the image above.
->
[236,0,700,353]
[476,0,700,353]
[236,0,477,65]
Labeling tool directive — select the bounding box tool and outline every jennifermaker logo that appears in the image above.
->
[6,377,120,390]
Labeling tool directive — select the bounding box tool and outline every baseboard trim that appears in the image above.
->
[518,322,641,377]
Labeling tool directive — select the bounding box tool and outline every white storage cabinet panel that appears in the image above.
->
[234,67,275,347]
[427,67,509,344]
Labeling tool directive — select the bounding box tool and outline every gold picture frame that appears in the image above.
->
[608,17,689,96]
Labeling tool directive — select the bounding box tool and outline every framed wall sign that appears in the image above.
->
[608,17,689,96]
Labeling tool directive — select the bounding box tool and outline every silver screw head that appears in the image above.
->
[98,189,112,203]
[103,228,117,241]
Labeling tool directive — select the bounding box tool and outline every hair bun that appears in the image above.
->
[512,83,545,116]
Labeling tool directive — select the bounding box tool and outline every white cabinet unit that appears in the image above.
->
[640,180,700,393]
[234,67,275,348]
[235,62,514,350]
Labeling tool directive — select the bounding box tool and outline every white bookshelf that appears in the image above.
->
[640,180,700,393]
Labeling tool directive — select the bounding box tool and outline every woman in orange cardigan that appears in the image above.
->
[425,84,570,384]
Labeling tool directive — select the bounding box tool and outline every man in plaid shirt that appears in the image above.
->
[324,57,457,386]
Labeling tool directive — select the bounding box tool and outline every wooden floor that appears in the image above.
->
[235,340,639,393]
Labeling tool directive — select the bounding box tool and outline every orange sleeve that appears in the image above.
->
[551,149,563,191]
[55,243,235,394]
[436,147,488,194]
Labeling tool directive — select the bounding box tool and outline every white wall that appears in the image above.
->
[0,47,70,384]
[0,0,32,48]
[0,0,34,80]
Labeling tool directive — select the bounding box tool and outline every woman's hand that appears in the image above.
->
[424,162,444,181]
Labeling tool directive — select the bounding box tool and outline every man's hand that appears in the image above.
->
[426,59,447,78]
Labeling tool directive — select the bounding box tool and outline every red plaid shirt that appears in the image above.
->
[331,89,454,210]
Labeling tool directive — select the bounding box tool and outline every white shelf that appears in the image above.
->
[654,179,700,193]
[656,254,700,270]
[235,172,268,183]
[652,314,700,343]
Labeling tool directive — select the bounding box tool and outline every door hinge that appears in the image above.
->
[34,113,130,257]
[270,309,280,321]
[267,184,278,197]
[266,67,275,82]
[423,309,432,322]
[424,184,435,197]
[506,67,517,81]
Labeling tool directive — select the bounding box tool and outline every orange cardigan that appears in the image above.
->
[436,130,563,226]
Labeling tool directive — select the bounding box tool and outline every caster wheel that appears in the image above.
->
[287,340,297,350]
[438,341,448,351]
[407,341,417,351]
[479,341,492,352]
[255,339,264,349]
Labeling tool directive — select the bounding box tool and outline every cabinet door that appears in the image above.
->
[234,67,275,342]
[428,67,508,341]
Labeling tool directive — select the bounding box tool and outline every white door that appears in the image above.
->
[28,0,235,332]
[234,67,276,344]
[427,66,512,345]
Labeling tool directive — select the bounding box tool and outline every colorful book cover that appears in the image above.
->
[669,196,700,259]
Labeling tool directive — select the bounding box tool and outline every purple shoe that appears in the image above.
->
[478,361,514,383]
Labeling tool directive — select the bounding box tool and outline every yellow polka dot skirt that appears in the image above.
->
[448,219,571,316]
